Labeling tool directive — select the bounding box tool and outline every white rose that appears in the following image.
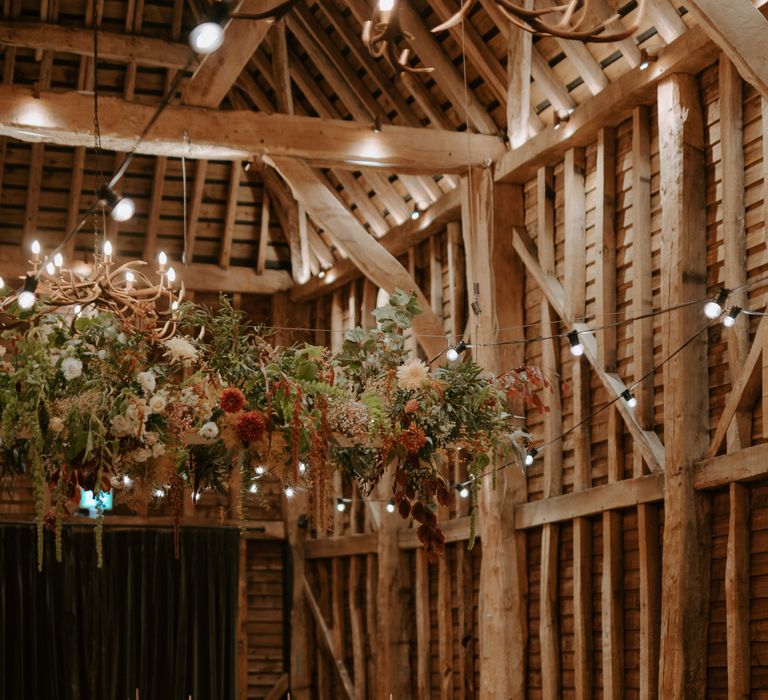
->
[60,357,83,381]
[49,416,65,434]
[149,393,167,414]
[198,421,219,440]
[152,442,166,458]
[132,447,152,463]
[145,431,158,446]
[136,370,156,395]
[97,349,108,360]
[111,414,133,438]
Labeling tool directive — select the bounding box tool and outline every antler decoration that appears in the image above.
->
[432,0,647,44]
[3,242,184,341]
[362,0,435,77]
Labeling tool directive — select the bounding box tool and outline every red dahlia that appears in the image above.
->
[220,387,246,413]
[235,410,267,443]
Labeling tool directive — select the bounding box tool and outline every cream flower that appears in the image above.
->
[149,392,167,414]
[136,370,156,395]
[0,346,6,358]
[132,447,152,463]
[163,336,198,366]
[152,442,166,458]
[111,415,133,438]
[199,421,219,440]
[49,416,65,434]
[60,357,83,381]
[396,358,430,392]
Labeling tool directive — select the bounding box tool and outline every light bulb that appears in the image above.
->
[110,196,135,222]
[53,253,63,268]
[74,304,82,316]
[166,267,176,283]
[703,300,721,319]
[126,271,135,283]
[158,251,167,267]
[255,465,266,476]
[171,300,179,311]
[123,475,133,488]
[723,306,741,328]
[459,486,470,499]
[249,484,258,494]
[336,499,346,513]
[568,330,584,357]
[298,461,307,475]
[621,389,637,408]
[189,21,225,54]
[446,347,459,362]
[386,500,396,513]
[525,447,538,467]
[318,269,326,279]
[284,486,295,500]
[45,262,55,275]
[103,240,112,257]
[0,275,4,288]
[18,290,36,309]
[153,488,165,498]
[31,240,41,255]
[379,0,395,10]
[192,491,201,503]
[411,210,420,220]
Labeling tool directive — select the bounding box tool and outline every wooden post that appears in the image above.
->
[415,549,431,699]
[657,73,711,699]
[462,168,527,699]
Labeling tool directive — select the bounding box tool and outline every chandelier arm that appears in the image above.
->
[431,0,479,32]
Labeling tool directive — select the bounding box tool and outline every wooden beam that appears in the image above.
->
[304,532,378,558]
[142,155,167,262]
[0,85,504,172]
[303,577,355,700]
[268,157,446,358]
[595,127,617,369]
[512,224,665,472]
[0,20,192,68]
[657,73,711,699]
[219,161,241,269]
[726,482,750,699]
[682,0,768,100]
[540,522,561,700]
[516,473,665,529]
[264,674,290,700]
[694,442,768,489]
[719,55,751,451]
[645,0,687,43]
[414,550,431,699]
[506,0,533,148]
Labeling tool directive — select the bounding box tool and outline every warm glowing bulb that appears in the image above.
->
[411,210,420,220]
[336,500,346,513]
[189,21,225,54]
[378,0,395,10]
[0,276,4,288]
[171,300,179,311]
[249,484,258,494]
[703,300,721,319]
[446,347,459,362]
[46,262,55,275]
[255,465,266,476]
[525,453,534,467]
[74,304,82,316]
[126,271,135,283]
[386,501,396,513]
[318,269,326,279]
[568,331,584,357]
[298,462,307,475]
[158,251,167,267]
[284,486,295,500]
[153,488,165,498]
[103,240,112,257]
[31,240,41,255]
[18,290,35,309]
[123,475,133,487]
[627,395,638,408]
[110,196,135,222]
[459,486,470,499]
[54,253,63,268]
[166,267,176,283]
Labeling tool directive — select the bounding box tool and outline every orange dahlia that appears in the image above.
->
[235,410,266,443]
[398,424,427,454]
[220,387,246,413]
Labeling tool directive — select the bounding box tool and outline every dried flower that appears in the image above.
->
[398,424,427,453]
[132,447,152,463]
[152,442,166,458]
[136,370,156,395]
[148,392,167,414]
[198,422,219,440]
[60,357,83,381]
[49,417,65,434]
[163,336,198,365]
[396,358,429,392]
[404,398,420,414]
[235,411,266,443]
[111,415,133,438]
[220,387,246,413]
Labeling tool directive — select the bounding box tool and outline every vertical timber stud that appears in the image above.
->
[564,146,593,700]
[462,167,528,699]
[507,0,533,148]
[657,74,711,699]
[596,126,625,700]
[537,165,562,700]
[632,105,661,700]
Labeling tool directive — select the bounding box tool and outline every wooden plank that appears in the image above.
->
[256,190,271,275]
[219,161,241,269]
[0,85,504,172]
[595,127,617,369]
[645,0,687,43]
[236,535,248,699]
[264,673,290,700]
[415,550,431,700]
[398,516,475,548]
[540,523,561,700]
[694,442,768,489]
[438,543,454,700]
[63,146,85,259]
[720,55,751,450]
[22,142,43,252]
[303,577,355,700]
[348,553,366,700]
[683,0,768,101]
[657,73,711,699]
[185,158,207,261]
[602,508,624,700]
[304,532,378,559]
[0,20,191,68]
[516,474,665,529]
[637,502,661,700]
[725,482,750,699]
[445,221,465,342]
[268,157,446,358]
[456,542,474,699]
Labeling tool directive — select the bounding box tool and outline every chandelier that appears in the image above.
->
[432,0,647,43]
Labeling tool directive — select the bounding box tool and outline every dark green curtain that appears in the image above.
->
[0,526,238,700]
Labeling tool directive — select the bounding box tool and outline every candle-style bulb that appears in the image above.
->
[53,253,63,268]
[126,271,135,283]
[158,251,167,267]
[31,240,41,256]
[103,240,113,257]
[166,266,176,284]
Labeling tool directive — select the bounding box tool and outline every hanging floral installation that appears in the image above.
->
[0,281,548,570]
